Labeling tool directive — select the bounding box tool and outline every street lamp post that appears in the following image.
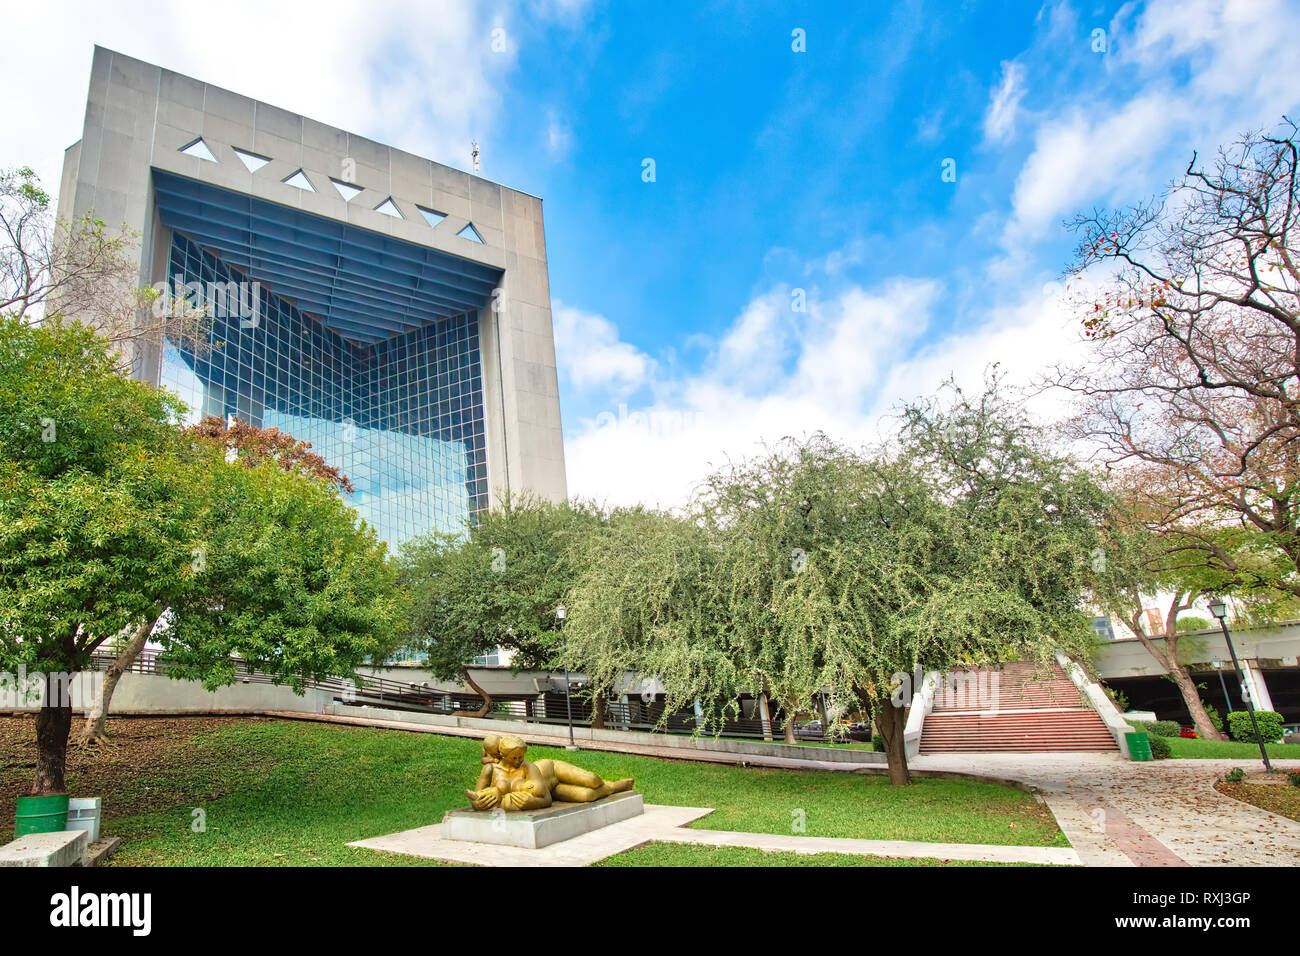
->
[556,603,577,751]
[1211,658,1233,711]
[1208,597,1272,772]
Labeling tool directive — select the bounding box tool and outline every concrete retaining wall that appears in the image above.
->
[1,671,884,767]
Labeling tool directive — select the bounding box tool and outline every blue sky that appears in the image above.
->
[4,0,1298,505]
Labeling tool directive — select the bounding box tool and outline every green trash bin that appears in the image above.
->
[14,794,70,836]
[1126,732,1152,762]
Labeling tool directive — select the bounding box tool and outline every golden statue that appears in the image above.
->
[466,734,634,811]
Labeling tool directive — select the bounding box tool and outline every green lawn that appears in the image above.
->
[594,843,1056,867]
[1163,736,1300,760]
[2,717,1065,866]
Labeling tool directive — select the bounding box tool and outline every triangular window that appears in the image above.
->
[282,169,316,192]
[417,206,447,228]
[457,222,484,243]
[332,179,363,202]
[233,147,270,173]
[180,138,217,162]
[374,198,403,219]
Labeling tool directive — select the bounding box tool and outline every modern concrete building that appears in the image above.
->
[56,46,566,545]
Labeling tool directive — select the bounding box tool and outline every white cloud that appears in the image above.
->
[983,60,1026,143]
[561,281,947,507]
[552,301,655,393]
[0,0,580,196]
[545,110,573,157]
[1003,0,1300,245]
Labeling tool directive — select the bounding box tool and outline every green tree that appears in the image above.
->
[0,317,404,794]
[77,415,359,746]
[0,316,193,793]
[398,496,604,717]
[563,381,1105,786]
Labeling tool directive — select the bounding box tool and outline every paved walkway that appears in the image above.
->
[349,805,1083,866]
[912,752,1300,867]
[280,711,1300,867]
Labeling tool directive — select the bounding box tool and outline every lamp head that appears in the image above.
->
[1208,596,1227,620]
[556,603,567,622]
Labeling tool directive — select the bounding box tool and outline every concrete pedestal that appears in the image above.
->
[440,792,644,849]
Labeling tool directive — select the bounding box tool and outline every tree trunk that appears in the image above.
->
[78,613,158,746]
[1169,662,1223,741]
[1131,622,1224,740]
[33,678,73,796]
[875,698,911,786]
[783,702,797,745]
[757,690,774,741]
[591,695,606,730]
[464,669,493,718]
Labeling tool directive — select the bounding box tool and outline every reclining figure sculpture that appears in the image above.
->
[465,734,635,811]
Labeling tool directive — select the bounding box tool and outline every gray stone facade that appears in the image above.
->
[55,45,566,508]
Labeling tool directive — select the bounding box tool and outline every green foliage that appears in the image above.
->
[1147,734,1172,759]
[1148,720,1181,737]
[1175,616,1211,632]
[565,378,1107,785]
[163,458,405,690]
[1226,710,1285,744]
[0,315,408,791]
[1204,703,1224,731]
[1124,718,1181,737]
[398,496,608,680]
[0,317,193,673]
[1224,767,1246,783]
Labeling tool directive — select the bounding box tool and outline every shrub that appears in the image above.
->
[871,733,884,752]
[1147,735,1171,759]
[1125,718,1180,737]
[1223,767,1245,783]
[1148,720,1181,738]
[1202,704,1223,732]
[1286,769,1300,787]
[1226,710,1284,744]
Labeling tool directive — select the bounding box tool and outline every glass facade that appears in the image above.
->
[160,231,488,549]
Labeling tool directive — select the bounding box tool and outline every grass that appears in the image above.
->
[1213,780,1300,822]
[1162,736,1300,760]
[0,716,1065,866]
[593,843,1054,867]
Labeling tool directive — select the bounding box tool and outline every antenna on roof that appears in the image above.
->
[471,140,480,173]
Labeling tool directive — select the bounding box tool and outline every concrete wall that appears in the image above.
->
[0,673,883,766]
[55,45,566,504]
[1093,622,1300,679]
[1,671,332,715]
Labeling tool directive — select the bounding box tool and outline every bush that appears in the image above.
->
[1223,767,1245,783]
[1125,718,1180,737]
[1226,710,1284,744]
[1147,735,1171,759]
[871,733,884,752]
[1286,769,1300,787]
[1203,703,1223,732]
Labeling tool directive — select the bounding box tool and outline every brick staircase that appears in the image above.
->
[919,660,1118,753]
